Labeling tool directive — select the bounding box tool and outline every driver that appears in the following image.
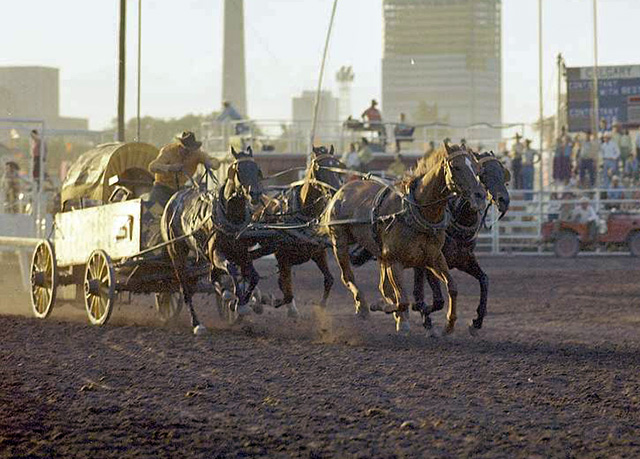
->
[148,131,220,208]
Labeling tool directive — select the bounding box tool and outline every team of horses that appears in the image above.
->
[161,142,511,337]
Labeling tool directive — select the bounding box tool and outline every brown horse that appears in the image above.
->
[162,147,264,335]
[320,143,486,335]
[251,145,344,317]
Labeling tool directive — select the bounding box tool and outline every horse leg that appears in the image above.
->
[236,262,259,317]
[311,250,333,308]
[386,262,411,334]
[425,270,446,314]
[428,254,458,335]
[170,244,205,335]
[371,261,397,313]
[458,257,488,336]
[331,232,369,317]
[273,261,299,318]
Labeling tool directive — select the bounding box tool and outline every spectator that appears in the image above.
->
[511,134,524,189]
[423,141,435,160]
[619,128,633,170]
[553,131,572,185]
[341,143,361,171]
[393,113,414,152]
[386,153,406,178]
[357,138,373,172]
[579,131,598,188]
[623,150,640,183]
[601,132,621,188]
[521,139,538,194]
[635,129,640,157]
[572,196,598,241]
[30,129,47,185]
[2,161,22,213]
[607,175,623,202]
[361,99,385,145]
[217,101,248,135]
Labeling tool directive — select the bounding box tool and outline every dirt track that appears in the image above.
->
[1,255,640,457]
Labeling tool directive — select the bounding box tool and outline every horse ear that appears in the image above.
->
[247,146,253,157]
[443,141,452,154]
[329,145,335,155]
[312,145,318,156]
[231,146,238,158]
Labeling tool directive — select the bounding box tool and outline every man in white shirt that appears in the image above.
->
[601,132,620,188]
[572,196,598,241]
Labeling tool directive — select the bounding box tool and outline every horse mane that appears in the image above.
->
[401,144,457,187]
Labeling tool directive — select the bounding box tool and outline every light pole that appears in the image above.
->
[538,0,544,192]
[117,0,126,142]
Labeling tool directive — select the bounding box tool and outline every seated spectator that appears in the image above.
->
[572,196,598,240]
[393,113,414,152]
[217,101,248,135]
[357,138,373,172]
[386,154,406,179]
[341,143,361,171]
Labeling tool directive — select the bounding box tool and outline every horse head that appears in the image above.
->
[310,144,344,193]
[475,150,511,218]
[226,146,264,206]
[443,142,486,212]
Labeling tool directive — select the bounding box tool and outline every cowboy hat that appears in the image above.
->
[175,131,202,151]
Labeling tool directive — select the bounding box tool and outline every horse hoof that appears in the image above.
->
[468,323,481,337]
[444,323,455,335]
[426,327,440,339]
[193,325,207,336]
[355,307,369,319]
[251,302,264,315]
[287,301,300,319]
[237,304,252,317]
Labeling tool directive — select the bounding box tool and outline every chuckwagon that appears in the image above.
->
[29,142,222,325]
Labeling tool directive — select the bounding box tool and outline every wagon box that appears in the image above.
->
[53,199,143,267]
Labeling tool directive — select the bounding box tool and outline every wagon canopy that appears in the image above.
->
[61,142,158,207]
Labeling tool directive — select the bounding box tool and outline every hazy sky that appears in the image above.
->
[1,0,638,131]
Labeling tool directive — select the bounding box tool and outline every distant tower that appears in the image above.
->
[222,0,247,117]
[336,66,355,120]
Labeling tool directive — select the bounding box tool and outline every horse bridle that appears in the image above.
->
[226,156,259,200]
[443,149,481,195]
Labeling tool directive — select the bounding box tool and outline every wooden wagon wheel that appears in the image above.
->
[155,292,183,323]
[30,240,58,319]
[554,232,580,258]
[84,250,116,326]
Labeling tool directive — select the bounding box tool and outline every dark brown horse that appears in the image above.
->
[413,151,510,336]
[320,143,486,335]
[251,145,344,317]
[161,147,264,335]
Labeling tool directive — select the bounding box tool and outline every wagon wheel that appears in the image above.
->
[30,240,58,319]
[554,232,580,258]
[84,250,116,326]
[155,292,183,323]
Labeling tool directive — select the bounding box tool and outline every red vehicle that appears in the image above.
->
[542,212,640,258]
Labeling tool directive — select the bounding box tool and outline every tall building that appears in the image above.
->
[0,66,88,130]
[222,0,248,117]
[291,90,340,147]
[382,0,501,143]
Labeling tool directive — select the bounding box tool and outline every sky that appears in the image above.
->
[1,0,638,131]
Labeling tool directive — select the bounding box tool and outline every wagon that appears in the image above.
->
[29,142,216,325]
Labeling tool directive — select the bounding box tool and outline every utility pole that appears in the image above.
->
[117,0,126,142]
[136,0,142,142]
[538,0,544,192]
[592,0,600,138]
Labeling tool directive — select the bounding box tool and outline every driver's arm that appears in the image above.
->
[196,150,221,170]
[149,149,182,173]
